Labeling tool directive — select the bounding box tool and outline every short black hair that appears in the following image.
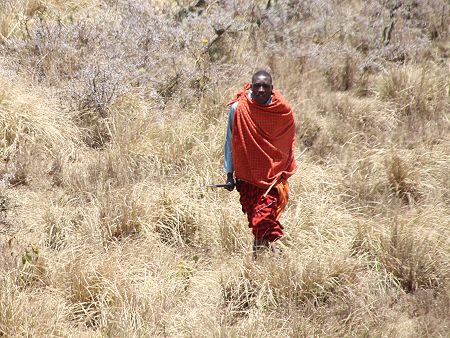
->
[252,70,272,84]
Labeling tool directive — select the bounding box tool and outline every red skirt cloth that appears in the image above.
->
[236,180,285,242]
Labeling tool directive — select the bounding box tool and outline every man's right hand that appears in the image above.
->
[225,172,235,191]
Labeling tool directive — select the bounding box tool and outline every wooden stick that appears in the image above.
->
[263,176,281,197]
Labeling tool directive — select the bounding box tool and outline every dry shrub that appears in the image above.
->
[108,93,160,152]
[396,286,450,337]
[0,75,79,161]
[397,0,450,41]
[296,114,321,149]
[2,0,202,125]
[0,0,449,336]
[266,54,312,95]
[340,151,389,210]
[71,64,146,149]
[217,206,250,254]
[0,161,28,187]
[45,161,153,242]
[154,188,199,246]
[64,256,114,328]
[57,148,147,195]
[219,244,363,329]
[315,93,398,145]
[385,154,421,204]
[0,236,17,273]
[18,243,49,288]
[321,47,359,91]
[374,64,449,121]
[31,0,100,15]
[130,109,203,173]
[5,15,88,84]
[43,203,72,250]
[0,273,70,336]
[356,208,450,293]
[0,73,80,189]
[352,0,445,62]
[50,239,187,333]
[96,187,148,241]
[0,3,21,40]
[221,270,259,323]
[340,146,450,210]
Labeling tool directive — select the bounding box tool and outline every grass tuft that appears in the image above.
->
[0,0,448,335]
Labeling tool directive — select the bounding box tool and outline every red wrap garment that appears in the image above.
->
[228,84,297,241]
[229,83,297,189]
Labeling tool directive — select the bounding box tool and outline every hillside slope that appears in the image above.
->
[1,0,449,336]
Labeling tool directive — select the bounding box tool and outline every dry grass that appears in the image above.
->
[0,75,79,159]
[0,0,449,336]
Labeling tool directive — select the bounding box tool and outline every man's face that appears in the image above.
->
[251,75,273,105]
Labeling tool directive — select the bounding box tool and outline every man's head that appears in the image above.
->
[251,70,273,105]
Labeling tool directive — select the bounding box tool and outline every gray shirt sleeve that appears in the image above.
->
[224,102,237,173]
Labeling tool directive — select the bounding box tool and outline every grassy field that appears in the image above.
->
[0,0,449,336]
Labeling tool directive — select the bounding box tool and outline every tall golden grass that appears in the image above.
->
[1,0,449,336]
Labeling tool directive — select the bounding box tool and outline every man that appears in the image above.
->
[224,70,297,257]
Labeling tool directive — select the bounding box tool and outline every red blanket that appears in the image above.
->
[237,180,284,241]
[229,83,297,189]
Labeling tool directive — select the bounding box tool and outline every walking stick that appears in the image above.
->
[205,183,233,189]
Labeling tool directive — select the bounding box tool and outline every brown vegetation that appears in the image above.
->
[1,0,449,336]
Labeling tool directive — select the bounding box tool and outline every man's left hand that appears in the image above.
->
[225,172,235,191]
